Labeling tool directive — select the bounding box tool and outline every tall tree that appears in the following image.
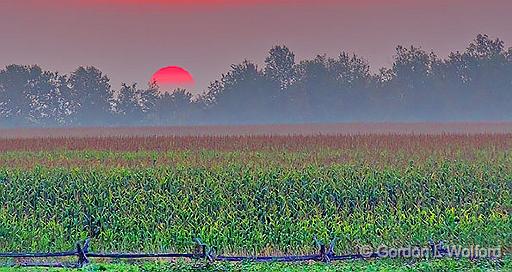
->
[138,82,159,118]
[390,46,441,119]
[204,60,277,123]
[328,53,372,120]
[28,71,74,126]
[291,55,329,121]
[68,66,114,126]
[154,89,194,125]
[464,34,511,119]
[0,65,67,126]
[264,45,296,90]
[116,83,143,125]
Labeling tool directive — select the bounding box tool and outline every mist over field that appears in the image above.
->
[1,34,512,127]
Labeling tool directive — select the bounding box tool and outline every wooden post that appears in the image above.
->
[76,241,89,268]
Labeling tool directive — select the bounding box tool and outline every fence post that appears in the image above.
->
[76,240,89,268]
[314,236,331,263]
[320,244,330,263]
[193,238,207,259]
[193,238,216,262]
[206,247,216,262]
[83,239,90,254]
[326,238,336,261]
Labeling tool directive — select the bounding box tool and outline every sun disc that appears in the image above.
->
[151,66,195,92]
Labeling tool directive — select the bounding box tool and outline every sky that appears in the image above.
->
[1,0,511,94]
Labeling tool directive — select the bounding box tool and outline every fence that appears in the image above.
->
[0,239,476,269]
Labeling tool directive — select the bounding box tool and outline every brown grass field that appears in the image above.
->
[0,133,511,153]
[2,122,512,138]
[1,123,512,169]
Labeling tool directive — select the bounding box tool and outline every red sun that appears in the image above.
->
[150,66,195,92]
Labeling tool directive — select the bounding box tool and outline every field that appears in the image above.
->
[0,258,510,272]
[2,122,512,138]
[0,124,511,271]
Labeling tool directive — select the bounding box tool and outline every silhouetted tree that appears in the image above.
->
[264,45,296,90]
[290,55,334,121]
[116,83,143,124]
[464,34,511,119]
[29,72,73,126]
[389,46,441,119]
[153,89,195,125]
[1,34,511,127]
[0,65,41,126]
[0,65,73,126]
[205,60,277,123]
[139,83,159,117]
[327,53,372,120]
[291,54,372,122]
[68,66,114,126]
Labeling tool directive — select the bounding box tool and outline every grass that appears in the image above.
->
[0,258,511,272]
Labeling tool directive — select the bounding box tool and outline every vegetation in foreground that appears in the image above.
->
[0,134,510,254]
[0,258,511,272]
[0,162,510,253]
[0,133,510,271]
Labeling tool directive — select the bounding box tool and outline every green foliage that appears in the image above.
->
[0,158,509,254]
[0,258,510,272]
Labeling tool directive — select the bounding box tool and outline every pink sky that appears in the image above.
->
[1,0,511,93]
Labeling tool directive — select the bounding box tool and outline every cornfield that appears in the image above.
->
[0,131,510,257]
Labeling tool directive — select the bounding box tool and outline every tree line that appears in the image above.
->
[1,34,511,127]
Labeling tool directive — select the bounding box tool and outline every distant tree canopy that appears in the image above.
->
[1,34,512,127]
